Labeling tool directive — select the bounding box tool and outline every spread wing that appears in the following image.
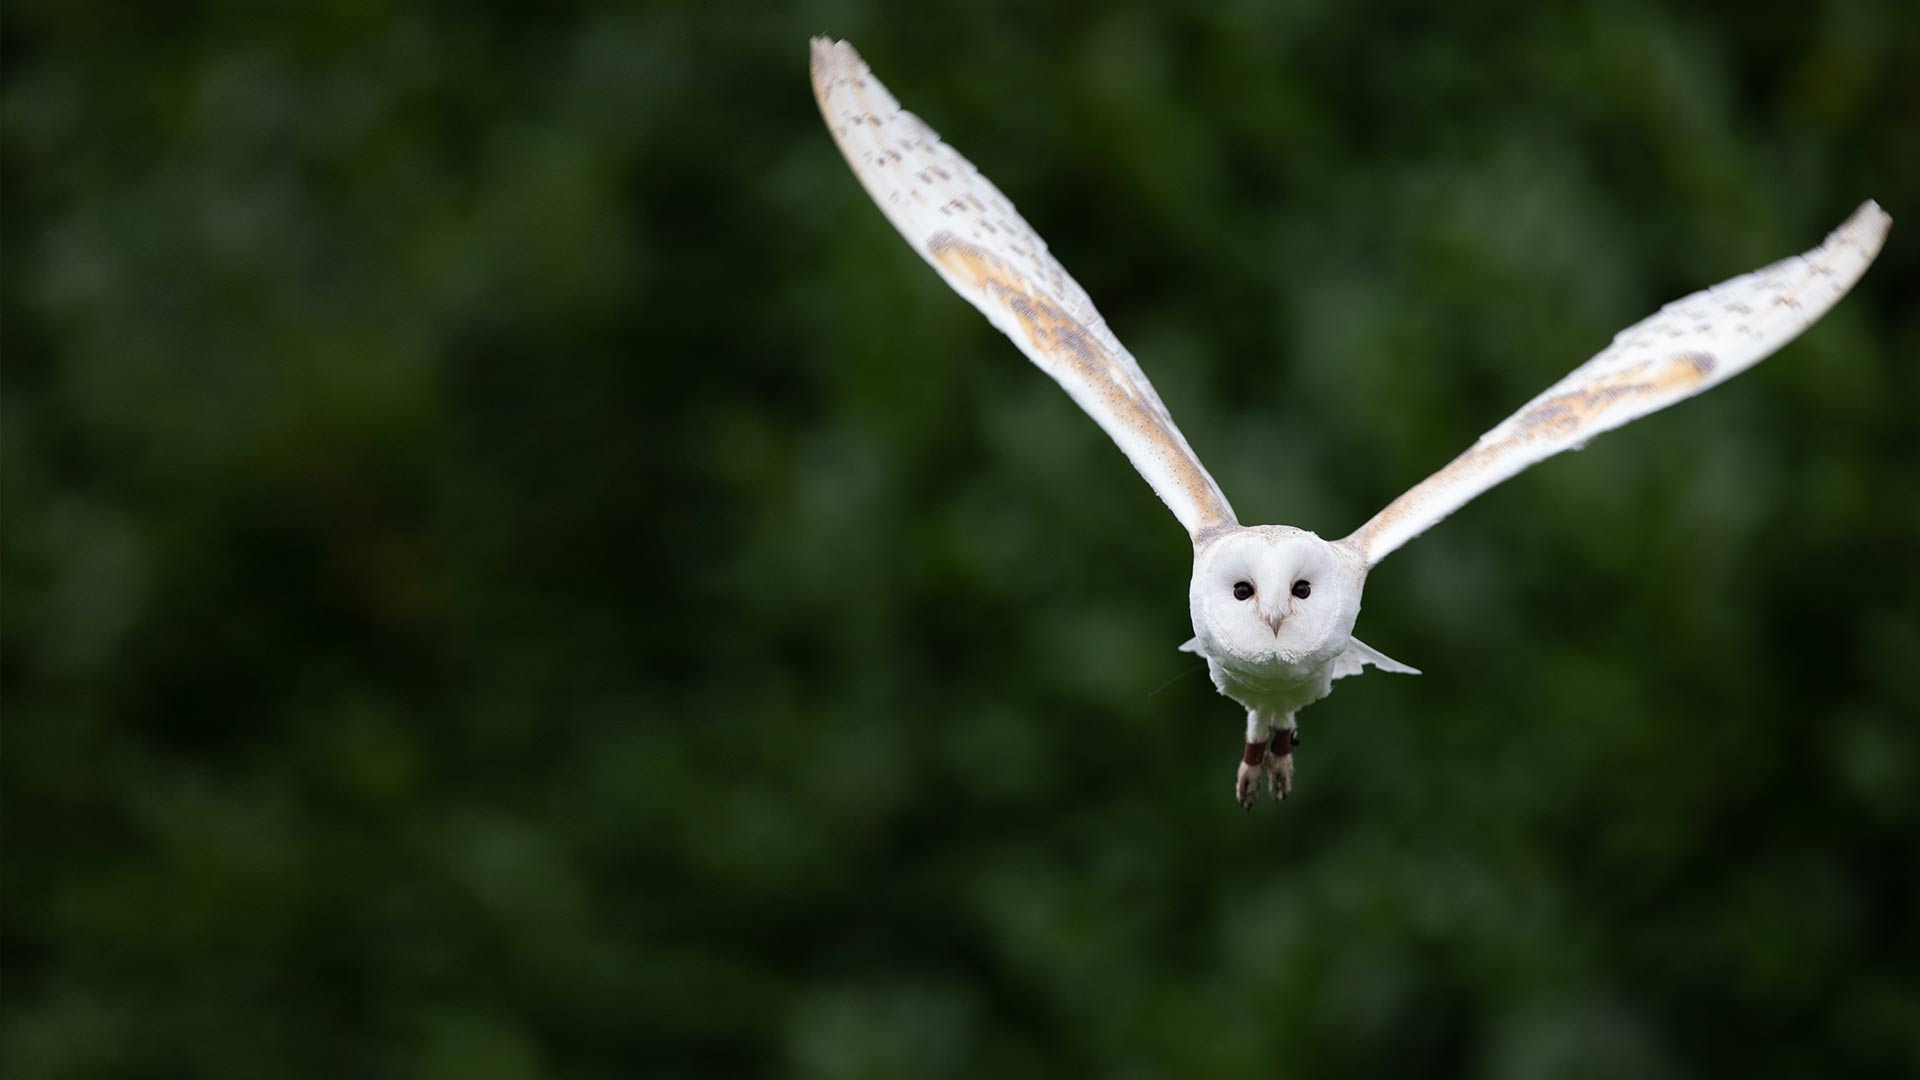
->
[810,37,1238,541]
[1346,200,1891,566]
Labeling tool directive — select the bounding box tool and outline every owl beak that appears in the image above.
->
[1261,611,1284,636]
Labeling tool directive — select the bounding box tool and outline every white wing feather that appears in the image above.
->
[811,37,1238,541]
[1347,201,1891,566]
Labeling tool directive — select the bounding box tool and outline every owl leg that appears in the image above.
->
[1234,711,1270,809]
[1264,723,1297,802]
[1235,744,1264,810]
[1235,710,1296,808]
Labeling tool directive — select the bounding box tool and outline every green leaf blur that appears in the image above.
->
[5,2,1917,1077]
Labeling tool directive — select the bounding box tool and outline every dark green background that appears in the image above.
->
[6,1,1917,1076]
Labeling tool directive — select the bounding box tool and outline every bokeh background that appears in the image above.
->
[6,1,1918,1076]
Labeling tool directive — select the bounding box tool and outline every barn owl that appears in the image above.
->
[809,37,1891,808]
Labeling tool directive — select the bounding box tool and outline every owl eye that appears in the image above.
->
[1291,579,1312,599]
[1232,581,1254,601]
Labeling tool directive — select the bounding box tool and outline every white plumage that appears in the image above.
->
[810,38,1891,807]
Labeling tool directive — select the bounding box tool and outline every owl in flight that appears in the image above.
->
[809,38,1891,808]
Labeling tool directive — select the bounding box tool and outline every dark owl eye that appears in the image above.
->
[1232,581,1254,601]
[1291,579,1312,599]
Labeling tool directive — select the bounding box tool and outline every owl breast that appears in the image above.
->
[1203,650,1338,716]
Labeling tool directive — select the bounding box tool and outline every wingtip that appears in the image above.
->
[809,36,860,77]
[1840,198,1892,254]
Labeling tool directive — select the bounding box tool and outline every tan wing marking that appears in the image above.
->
[1351,349,1717,553]
[1509,349,1716,438]
[928,231,1236,534]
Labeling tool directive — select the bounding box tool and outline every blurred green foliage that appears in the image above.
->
[5,1,1918,1077]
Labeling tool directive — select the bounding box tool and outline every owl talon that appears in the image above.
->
[1267,753,1294,800]
[1235,761,1262,809]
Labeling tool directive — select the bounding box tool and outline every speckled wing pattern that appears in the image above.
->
[1347,201,1891,566]
[810,38,1238,540]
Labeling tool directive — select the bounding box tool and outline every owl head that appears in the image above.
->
[1189,526,1368,669]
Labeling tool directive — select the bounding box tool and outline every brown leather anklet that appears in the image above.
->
[1270,729,1297,757]
[1242,740,1267,766]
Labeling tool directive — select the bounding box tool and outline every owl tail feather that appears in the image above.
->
[1179,634,1419,679]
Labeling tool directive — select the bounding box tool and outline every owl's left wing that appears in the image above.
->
[810,37,1238,541]
[1345,200,1890,567]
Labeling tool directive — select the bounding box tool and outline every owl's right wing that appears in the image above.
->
[1345,200,1890,567]
[811,38,1238,542]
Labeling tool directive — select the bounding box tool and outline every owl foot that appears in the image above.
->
[1235,760,1262,809]
[1266,731,1296,801]
[1235,730,1298,808]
